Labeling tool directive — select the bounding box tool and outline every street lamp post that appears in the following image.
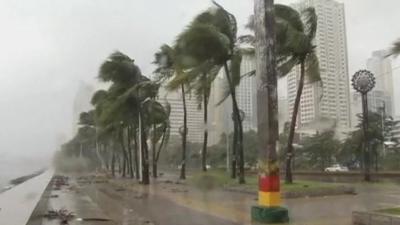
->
[352,70,375,182]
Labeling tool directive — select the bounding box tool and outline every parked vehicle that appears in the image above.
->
[325,164,349,172]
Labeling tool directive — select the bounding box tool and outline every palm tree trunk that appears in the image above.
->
[223,63,245,183]
[232,122,237,179]
[152,123,157,178]
[133,128,140,179]
[119,127,128,178]
[202,78,209,172]
[127,126,134,178]
[285,60,306,184]
[140,111,150,184]
[111,150,115,177]
[180,84,188,179]
[254,0,284,210]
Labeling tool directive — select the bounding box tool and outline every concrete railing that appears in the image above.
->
[0,170,54,225]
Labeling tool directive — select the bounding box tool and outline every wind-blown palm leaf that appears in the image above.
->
[216,49,242,106]
[305,52,321,82]
[192,3,236,46]
[302,7,318,40]
[210,1,238,46]
[99,51,141,84]
[388,39,400,58]
[275,4,304,32]
[153,44,176,81]
[281,22,312,55]
[175,23,231,68]
[277,57,299,77]
[246,4,303,32]
[91,90,108,106]
[143,100,169,125]
[79,111,95,126]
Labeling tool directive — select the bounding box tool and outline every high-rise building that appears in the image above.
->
[158,87,204,143]
[366,50,394,117]
[236,49,258,132]
[287,0,351,133]
[211,48,258,140]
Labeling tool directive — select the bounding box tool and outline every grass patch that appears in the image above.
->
[188,169,341,193]
[282,180,340,192]
[377,207,400,215]
[188,169,233,190]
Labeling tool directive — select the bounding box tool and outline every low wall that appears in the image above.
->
[288,171,400,183]
[353,211,400,225]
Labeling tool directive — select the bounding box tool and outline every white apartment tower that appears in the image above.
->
[212,48,258,140]
[236,49,258,131]
[158,88,204,143]
[287,0,351,132]
[366,50,394,116]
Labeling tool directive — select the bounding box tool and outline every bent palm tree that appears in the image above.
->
[243,5,321,184]
[281,7,320,184]
[154,45,189,179]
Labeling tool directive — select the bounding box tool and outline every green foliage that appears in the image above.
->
[298,130,341,170]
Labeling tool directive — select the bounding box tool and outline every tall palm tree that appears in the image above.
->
[242,4,321,184]
[251,1,291,222]
[173,23,224,172]
[279,6,320,184]
[154,45,189,179]
[201,1,246,183]
[171,3,246,176]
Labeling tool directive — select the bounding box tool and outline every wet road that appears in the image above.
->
[86,182,241,225]
[0,170,53,225]
[83,178,400,225]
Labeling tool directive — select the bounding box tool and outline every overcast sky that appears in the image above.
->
[0,0,399,163]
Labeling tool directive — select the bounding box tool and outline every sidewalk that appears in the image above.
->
[27,174,116,225]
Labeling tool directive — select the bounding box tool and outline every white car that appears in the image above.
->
[324,164,349,172]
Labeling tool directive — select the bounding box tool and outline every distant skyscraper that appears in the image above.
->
[287,0,351,132]
[236,49,258,131]
[158,87,204,143]
[211,47,258,141]
[366,50,394,116]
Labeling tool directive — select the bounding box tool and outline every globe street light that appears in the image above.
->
[351,69,375,181]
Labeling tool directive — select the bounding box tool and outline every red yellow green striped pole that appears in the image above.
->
[258,173,281,206]
[251,162,288,223]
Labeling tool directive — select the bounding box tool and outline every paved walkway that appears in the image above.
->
[86,178,400,225]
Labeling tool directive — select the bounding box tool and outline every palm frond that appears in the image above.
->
[302,7,318,40]
[278,57,298,77]
[175,23,231,68]
[305,52,321,82]
[98,51,141,84]
[91,89,108,106]
[275,4,304,32]
[388,39,400,58]
[153,44,176,82]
